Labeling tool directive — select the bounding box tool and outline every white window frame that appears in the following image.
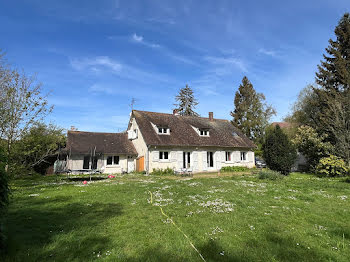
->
[106,155,120,166]
[225,151,232,162]
[157,127,169,135]
[199,129,209,137]
[159,151,169,161]
[240,152,247,161]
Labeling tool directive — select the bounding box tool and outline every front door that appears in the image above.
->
[127,157,135,173]
[207,152,214,168]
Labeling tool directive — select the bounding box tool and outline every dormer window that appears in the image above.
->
[157,127,170,134]
[199,129,209,137]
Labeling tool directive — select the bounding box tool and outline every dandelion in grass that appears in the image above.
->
[29,193,39,197]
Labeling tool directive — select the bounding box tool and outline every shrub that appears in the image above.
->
[150,167,175,176]
[263,125,297,175]
[220,166,250,172]
[316,155,348,177]
[0,146,9,252]
[258,170,284,180]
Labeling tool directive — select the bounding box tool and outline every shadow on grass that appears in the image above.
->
[67,176,107,182]
[4,196,123,261]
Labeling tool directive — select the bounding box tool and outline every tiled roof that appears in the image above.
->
[65,131,137,155]
[132,110,256,148]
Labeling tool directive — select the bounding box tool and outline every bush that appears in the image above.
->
[150,167,175,176]
[263,125,297,175]
[258,170,284,180]
[0,146,9,252]
[316,155,348,177]
[220,166,250,172]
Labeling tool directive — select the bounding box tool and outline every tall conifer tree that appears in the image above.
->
[174,84,199,116]
[231,76,275,142]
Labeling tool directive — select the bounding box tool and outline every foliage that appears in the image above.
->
[258,169,284,180]
[220,166,250,172]
[11,122,66,175]
[263,125,297,175]
[292,125,333,171]
[316,13,350,92]
[173,84,199,116]
[0,145,9,252]
[231,76,276,142]
[316,155,349,177]
[0,52,52,175]
[150,167,175,176]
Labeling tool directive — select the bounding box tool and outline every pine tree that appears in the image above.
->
[316,13,350,91]
[231,76,275,142]
[263,125,297,175]
[174,84,199,116]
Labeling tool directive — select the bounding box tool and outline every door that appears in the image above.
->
[183,152,191,168]
[128,157,135,173]
[136,156,144,172]
[207,152,214,168]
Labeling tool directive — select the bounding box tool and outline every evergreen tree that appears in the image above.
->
[263,125,297,175]
[231,76,275,142]
[316,13,350,91]
[174,84,199,116]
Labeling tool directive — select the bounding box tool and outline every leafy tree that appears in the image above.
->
[231,76,275,142]
[316,13,350,91]
[0,145,9,251]
[292,125,333,170]
[316,155,349,177]
[0,52,52,174]
[174,84,199,116]
[263,125,297,175]
[13,122,66,174]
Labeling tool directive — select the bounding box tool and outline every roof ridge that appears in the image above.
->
[67,130,127,135]
[133,109,229,121]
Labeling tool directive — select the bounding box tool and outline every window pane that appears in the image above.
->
[83,156,90,169]
[159,152,163,159]
[158,128,162,133]
[114,156,119,165]
[164,152,169,159]
[107,156,113,165]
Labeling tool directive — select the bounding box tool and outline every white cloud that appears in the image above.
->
[70,56,122,73]
[204,55,248,73]
[132,33,143,42]
[258,48,277,57]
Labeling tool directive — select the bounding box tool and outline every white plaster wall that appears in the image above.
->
[67,154,134,174]
[148,147,255,173]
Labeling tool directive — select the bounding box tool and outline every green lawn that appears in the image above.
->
[3,172,350,261]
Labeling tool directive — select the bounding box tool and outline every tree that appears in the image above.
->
[263,125,297,175]
[292,125,333,170]
[316,13,350,92]
[0,52,52,173]
[12,122,66,174]
[231,76,275,142]
[173,84,199,116]
[0,145,9,251]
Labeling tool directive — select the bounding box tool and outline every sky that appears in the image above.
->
[1,0,349,132]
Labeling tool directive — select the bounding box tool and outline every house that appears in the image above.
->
[60,110,256,174]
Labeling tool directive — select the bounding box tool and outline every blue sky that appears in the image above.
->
[1,0,349,132]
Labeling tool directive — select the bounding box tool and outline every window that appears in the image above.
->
[158,127,169,134]
[240,152,247,161]
[199,129,209,136]
[107,156,120,165]
[159,151,169,160]
[225,152,231,162]
[83,156,90,169]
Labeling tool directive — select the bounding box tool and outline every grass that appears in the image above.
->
[2,172,350,261]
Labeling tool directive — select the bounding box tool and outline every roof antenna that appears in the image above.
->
[130,97,136,111]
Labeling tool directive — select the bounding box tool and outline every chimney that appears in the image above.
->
[209,112,214,121]
[173,109,179,115]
